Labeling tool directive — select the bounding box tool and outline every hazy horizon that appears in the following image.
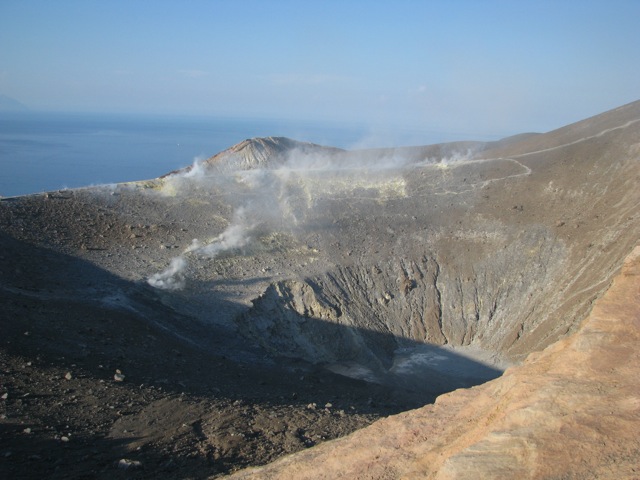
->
[4,111,480,197]
[1,1,639,139]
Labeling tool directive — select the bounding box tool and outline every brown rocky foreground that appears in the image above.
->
[229,245,640,479]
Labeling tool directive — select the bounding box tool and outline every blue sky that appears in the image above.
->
[1,0,639,139]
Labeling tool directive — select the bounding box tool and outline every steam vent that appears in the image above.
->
[1,101,639,479]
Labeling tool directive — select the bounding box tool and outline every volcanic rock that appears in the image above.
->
[226,245,640,479]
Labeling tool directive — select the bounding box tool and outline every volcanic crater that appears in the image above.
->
[1,101,639,479]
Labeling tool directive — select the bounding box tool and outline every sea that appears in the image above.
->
[0,111,487,197]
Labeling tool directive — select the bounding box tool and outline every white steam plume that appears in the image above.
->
[148,138,468,291]
[186,207,255,257]
[147,207,255,291]
[147,256,187,290]
[183,156,207,178]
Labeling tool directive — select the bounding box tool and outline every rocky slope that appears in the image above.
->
[227,245,640,480]
[197,100,640,392]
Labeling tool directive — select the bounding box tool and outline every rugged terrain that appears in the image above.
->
[1,100,639,478]
[229,244,640,480]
